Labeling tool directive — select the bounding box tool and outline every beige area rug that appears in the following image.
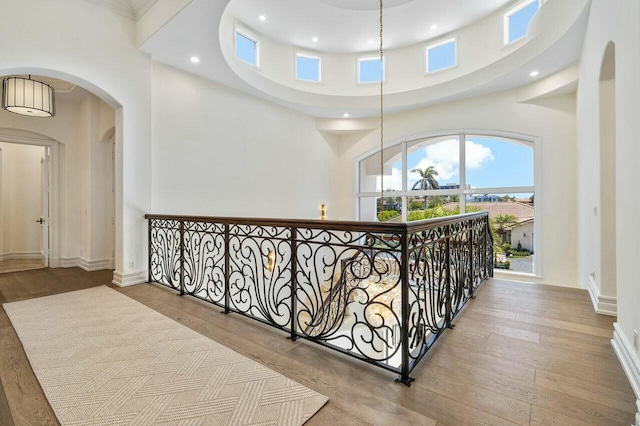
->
[3,286,328,425]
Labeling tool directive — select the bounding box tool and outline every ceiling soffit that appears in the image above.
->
[85,0,158,20]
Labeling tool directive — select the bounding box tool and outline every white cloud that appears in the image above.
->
[466,141,495,168]
[408,139,494,186]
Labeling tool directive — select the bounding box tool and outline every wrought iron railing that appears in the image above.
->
[145,212,493,385]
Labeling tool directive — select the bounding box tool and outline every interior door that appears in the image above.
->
[39,150,50,267]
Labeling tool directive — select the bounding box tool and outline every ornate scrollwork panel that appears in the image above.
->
[149,219,181,289]
[183,221,225,304]
[295,229,403,367]
[227,225,293,329]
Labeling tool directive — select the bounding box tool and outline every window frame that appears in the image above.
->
[357,55,386,85]
[425,36,458,74]
[355,130,542,277]
[503,0,540,45]
[234,25,260,67]
[295,51,322,83]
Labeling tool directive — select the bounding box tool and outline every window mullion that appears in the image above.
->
[460,133,466,213]
[402,141,408,221]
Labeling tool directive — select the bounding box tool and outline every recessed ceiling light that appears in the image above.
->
[431,24,438,30]
[259,15,266,21]
[368,40,374,45]
[312,37,319,42]
[190,56,200,63]
[530,70,539,77]
[343,113,350,118]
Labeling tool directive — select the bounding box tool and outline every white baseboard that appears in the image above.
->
[611,324,640,419]
[112,270,147,287]
[61,257,112,272]
[587,276,617,316]
[0,251,42,261]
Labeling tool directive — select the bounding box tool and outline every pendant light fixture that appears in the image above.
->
[379,0,385,218]
[2,75,55,118]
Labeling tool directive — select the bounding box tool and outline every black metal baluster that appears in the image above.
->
[396,229,414,386]
[224,222,230,314]
[289,226,298,341]
[179,221,185,296]
[147,219,152,283]
[444,225,454,329]
[469,227,475,299]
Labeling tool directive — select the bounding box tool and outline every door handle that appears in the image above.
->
[36,218,45,225]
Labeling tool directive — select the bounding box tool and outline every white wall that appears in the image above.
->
[332,84,577,288]
[599,79,616,298]
[151,63,338,219]
[510,222,534,252]
[577,0,640,401]
[0,142,44,258]
[0,0,152,285]
[76,94,116,267]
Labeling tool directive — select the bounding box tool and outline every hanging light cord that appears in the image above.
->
[379,0,385,218]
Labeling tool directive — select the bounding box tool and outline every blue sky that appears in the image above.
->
[380,137,533,192]
[297,55,320,81]
[509,1,539,42]
[428,40,456,72]
[360,58,384,83]
[236,32,257,64]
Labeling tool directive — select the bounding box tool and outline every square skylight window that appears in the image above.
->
[504,0,540,44]
[235,29,258,66]
[426,38,457,73]
[296,53,321,82]
[358,57,385,84]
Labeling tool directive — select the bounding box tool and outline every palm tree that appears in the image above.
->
[410,166,440,190]
[493,214,518,244]
[410,166,440,210]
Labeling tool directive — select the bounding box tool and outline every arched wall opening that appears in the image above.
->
[0,70,119,275]
[598,41,617,305]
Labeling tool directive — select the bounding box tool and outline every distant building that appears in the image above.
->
[443,201,535,252]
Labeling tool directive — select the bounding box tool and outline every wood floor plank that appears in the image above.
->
[412,368,532,425]
[486,333,623,374]
[0,374,15,426]
[457,309,616,349]
[534,370,637,413]
[530,405,598,426]
[514,313,614,338]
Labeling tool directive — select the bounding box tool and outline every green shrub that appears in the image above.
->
[377,210,400,222]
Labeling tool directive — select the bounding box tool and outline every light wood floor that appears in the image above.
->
[0,268,636,426]
[0,259,44,275]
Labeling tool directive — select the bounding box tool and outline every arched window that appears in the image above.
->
[357,132,537,274]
